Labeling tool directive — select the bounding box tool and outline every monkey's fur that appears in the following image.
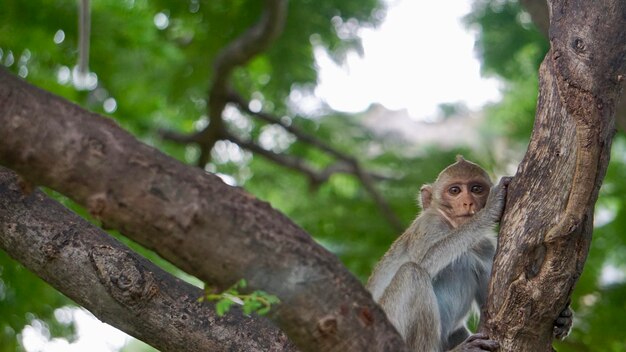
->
[367,156,573,351]
[367,156,506,352]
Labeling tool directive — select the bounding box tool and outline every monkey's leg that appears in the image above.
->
[379,262,441,352]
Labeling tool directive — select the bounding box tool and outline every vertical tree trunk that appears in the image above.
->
[481,0,626,351]
[520,0,626,132]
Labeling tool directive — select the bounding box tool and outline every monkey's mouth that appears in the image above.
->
[457,213,475,218]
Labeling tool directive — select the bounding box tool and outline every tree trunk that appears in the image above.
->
[481,0,626,351]
[0,167,296,352]
[520,0,626,131]
[0,68,407,352]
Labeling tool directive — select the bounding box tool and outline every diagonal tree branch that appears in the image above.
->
[228,91,358,161]
[225,132,373,185]
[0,167,296,352]
[0,68,408,352]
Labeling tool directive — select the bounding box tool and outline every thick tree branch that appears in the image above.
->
[0,68,407,352]
[198,0,288,165]
[0,167,295,352]
[519,0,626,131]
[481,0,626,350]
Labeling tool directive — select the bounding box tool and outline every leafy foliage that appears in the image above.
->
[200,279,280,317]
[465,0,548,80]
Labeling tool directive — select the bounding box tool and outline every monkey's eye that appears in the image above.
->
[470,185,484,194]
[448,186,461,195]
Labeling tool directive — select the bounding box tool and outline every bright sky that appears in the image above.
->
[21,308,130,352]
[21,1,502,351]
[315,0,501,119]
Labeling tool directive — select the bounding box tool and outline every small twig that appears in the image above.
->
[353,163,404,231]
[159,129,202,144]
[224,110,403,232]
[224,132,365,186]
[226,133,321,178]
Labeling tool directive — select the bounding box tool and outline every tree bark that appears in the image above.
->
[481,0,626,351]
[520,0,626,131]
[0,68,407,352]
[0,167,296,352]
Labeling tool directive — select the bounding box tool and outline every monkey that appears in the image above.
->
[367,156,573,351]
[366,155,503,351]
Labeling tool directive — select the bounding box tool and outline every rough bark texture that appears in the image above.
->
[0,167,296,352]
[520,0,626,131]
[0,68,407,352]
[481,1,626,351]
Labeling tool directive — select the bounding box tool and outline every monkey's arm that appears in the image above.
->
[474,237,497,308]
[418,177,509,277]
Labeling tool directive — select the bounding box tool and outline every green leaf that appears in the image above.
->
[216,299,235,317]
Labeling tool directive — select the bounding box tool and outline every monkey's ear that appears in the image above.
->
[419,184,433,210]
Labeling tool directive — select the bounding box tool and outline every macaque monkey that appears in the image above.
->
[367,156,572,351]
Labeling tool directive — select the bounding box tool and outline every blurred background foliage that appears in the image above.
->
[0,0,624,351]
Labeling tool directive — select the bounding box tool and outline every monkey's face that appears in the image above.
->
[439,178,490,226]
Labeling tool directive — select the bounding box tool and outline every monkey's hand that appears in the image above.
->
[451,333,499,352]
[481,176,512,223]
[553,305,573,340]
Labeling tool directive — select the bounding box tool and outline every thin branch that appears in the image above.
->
[352,163,404,231]
[228,93,404,231]
[198,0,288,165]
[162,112,402,231]
[229,91,355,161]
[159,128,202,144]
[226,132,354,185]
[159,0,401,231]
